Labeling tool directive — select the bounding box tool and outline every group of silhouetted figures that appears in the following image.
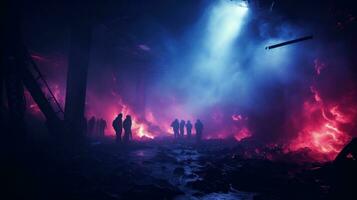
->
[171,119,204,141]
[87,117,107,136]
[112,113,133,143]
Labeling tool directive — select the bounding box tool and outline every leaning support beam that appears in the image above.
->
[22,66,60,123]
[265,35,313,50]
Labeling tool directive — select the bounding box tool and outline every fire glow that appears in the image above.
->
[25,55,356,161]
[108,104,156,140]
[289,59,356,160]
[232,114,251,141]
[23,0,357,163]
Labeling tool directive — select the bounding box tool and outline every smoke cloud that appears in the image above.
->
[24,0,357,159]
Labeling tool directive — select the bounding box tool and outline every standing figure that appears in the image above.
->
[179,120,185,137]
[186,120,192,138]
[96,119,102,136]
[195,119,204,142]
[123,115,132,143]
[102,119,107,136]
[88,116,96,135]
[171,119,180,138]
[83,117,88,135]
[94,118,99,136]
[112,113,123,142]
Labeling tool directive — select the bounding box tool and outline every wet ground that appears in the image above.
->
[4,138,356,200]
[127,142,255,200]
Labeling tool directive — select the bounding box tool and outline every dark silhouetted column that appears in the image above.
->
[64,14,92,136]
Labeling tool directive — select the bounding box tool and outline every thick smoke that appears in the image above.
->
[138,0,317,141]
[24,0,357,159]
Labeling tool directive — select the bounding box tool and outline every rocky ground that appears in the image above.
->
[4,138,356,200]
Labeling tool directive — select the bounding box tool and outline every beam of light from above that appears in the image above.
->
[186,0,249,108]
[206,0,249,54]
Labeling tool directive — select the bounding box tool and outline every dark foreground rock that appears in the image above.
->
[5,139,357,200]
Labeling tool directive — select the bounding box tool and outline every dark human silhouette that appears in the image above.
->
[88,116,96,135]
[186,120,192,138]
[83,117,88,135]
[95,119,101,136]
[102,119,107,136]
[179,120,185,137]
[97,118,107,136]
[171,119,180,138]
[96,119,101,136]
[123,115,132,143]
[195,119,204,142]
[98,118,103,136]
[112,113,123,143]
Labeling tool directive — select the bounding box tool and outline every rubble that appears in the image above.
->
[6,138,357,200]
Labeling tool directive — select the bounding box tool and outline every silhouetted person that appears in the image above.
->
[88,116,96,135]
[83,117,88,135]
[186,120,192,138]
[123,115,132,143]
[171,119,179,138]
[95,118,100,136]
[112,113,123,142]
[179,120,185,137]
[102,119,107,136]
[97,118,106,136]
[98,119,103,136]
[95,119,100,136]
[195,119,203,142]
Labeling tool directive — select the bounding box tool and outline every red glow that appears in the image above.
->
[234,127,251,141]
[31,53,48,62]
[289,60,357,161]
[232,113,251,141]
[25,89,42,116]
[105,104,156,139]
[26,53,356,161]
